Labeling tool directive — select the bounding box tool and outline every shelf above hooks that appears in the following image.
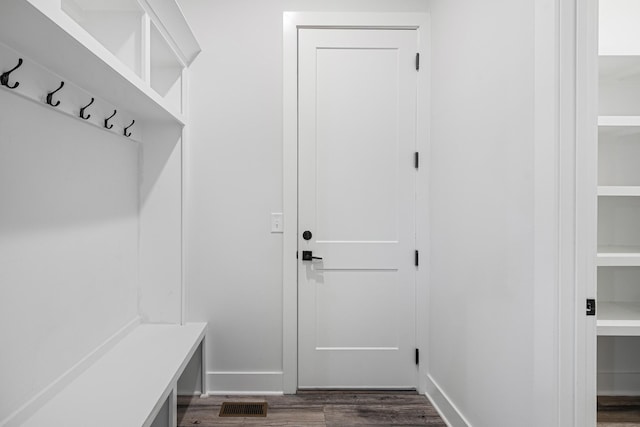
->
[0,0,188,124]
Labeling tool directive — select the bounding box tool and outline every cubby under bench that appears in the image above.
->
[19,322,207,427]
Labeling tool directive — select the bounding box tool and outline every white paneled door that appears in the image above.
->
[298,28,419,388]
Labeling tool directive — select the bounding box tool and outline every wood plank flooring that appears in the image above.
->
[598,396,640,427]
[177,391,446,426]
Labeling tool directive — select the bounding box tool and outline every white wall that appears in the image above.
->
[0,90,139,422]
[182,1,550,426]
[180,0,429,393]
[427,0,535,425]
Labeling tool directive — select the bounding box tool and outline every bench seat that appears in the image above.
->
[21,322,206,427]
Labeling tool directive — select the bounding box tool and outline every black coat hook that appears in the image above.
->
[46,81,64,107]
[124,120,135,137]
[1,58,23,89]
[104,110,117,129]
[79,97,94,120]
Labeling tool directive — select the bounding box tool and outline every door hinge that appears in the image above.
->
[415,250,419,267]
[414,152,419,169]
[586,298,596,316]
[415,52,420,71]
[296,251,298,259]
[415,348,419,365]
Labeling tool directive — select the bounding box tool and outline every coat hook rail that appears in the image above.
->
[46,81,64,107]
[123,120,135,137]
[79,97,94,120]
[104,110,117,129]
[1,58,23,89]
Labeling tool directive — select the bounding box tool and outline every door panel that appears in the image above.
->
[298,28,418,388]
[314,271,401,349]
[315,47,400,242]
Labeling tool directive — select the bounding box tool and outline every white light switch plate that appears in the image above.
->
[271,213,283,233]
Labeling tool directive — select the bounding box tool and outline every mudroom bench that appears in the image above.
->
[19,322,207,427]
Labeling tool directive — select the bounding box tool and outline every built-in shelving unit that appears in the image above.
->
[0,0,199,124]
[597,5,640,343]
[0,0,203,425]
[597,109,640,327]
[596,1,640,401]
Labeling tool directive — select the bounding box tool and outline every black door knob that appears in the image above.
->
[303,230,312,241]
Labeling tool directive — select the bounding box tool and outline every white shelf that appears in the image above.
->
[599,186,640,196]
[599,115,640,128]
[598,247,640,266]
[0,0,193,124]
[598,302,640,336]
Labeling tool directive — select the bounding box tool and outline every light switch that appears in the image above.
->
[271,213,283,233]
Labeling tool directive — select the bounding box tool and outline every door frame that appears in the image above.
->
[575,0,598,425]
[282,12,431,394]
[534,0,597,424]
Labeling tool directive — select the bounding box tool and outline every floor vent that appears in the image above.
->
[219,402,268,417]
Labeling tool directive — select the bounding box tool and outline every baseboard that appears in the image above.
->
[598,372,640,396]
[0,316,141,427]
[206,371,284,394]
[425,374,471,427]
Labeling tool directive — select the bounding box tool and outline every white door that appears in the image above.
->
[298,28,419,388]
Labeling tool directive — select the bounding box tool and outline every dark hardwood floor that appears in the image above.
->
[598,396,640,427]
[178,390,447,426]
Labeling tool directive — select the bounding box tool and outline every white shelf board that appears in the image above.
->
[599,186,640,196]
[598,247,640,266]
[599,116,640,127]
[21,323,206,427]
[0,0,185,124]
[598,302,640,336]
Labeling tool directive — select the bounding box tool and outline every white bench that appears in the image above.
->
[20,322,207,427]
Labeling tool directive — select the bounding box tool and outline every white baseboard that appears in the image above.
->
[425,374,471,427]
[206,371,284,394]
[598,372,640,396]
[1,316,141,427]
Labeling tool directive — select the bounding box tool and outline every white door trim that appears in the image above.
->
[282,12,430,394]
[533,0,597,425]
[574,0,598,425]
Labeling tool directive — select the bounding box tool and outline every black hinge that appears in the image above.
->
[415,348,419,365]
[415,53,420,71]
[586,299,596,316]
[296,251,298,259]
[414,152,419,169]
[415,250,419,266]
